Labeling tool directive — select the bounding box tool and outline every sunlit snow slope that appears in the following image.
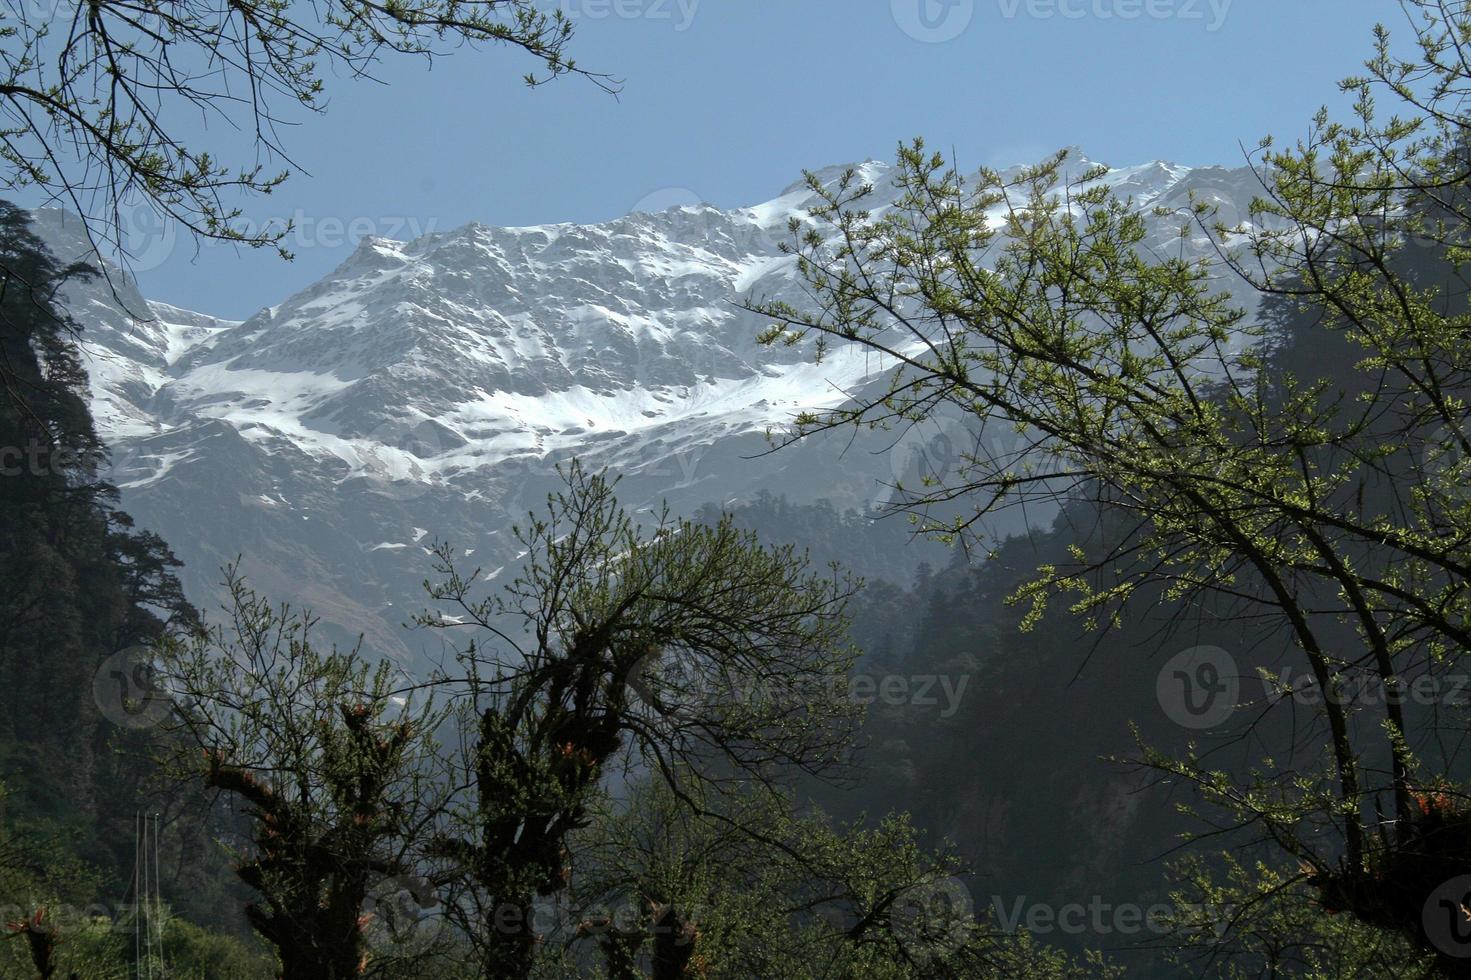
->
[40,151,1265,662]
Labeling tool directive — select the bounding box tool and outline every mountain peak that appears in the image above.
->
[50,147,1262,663]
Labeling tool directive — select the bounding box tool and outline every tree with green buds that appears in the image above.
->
[745,4,1471,970]
[163,566,452,980]
[416,462,863,978]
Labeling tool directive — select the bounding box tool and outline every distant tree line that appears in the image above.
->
[0,206,1105,979]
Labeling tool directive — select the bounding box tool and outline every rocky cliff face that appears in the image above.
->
[42,151,1266,662]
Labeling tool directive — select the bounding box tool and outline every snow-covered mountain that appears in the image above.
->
[38,150,1266,663]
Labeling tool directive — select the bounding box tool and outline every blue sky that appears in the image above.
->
[90,0,1397,318]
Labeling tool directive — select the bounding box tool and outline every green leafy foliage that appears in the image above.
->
[0,202,267,978]
[0,0,609,262]
[563,769,1117,979]
[749,4,1471,970]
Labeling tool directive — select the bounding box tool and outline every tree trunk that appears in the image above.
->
[481,896,538,980]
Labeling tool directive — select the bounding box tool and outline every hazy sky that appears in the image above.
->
[80,0,1397,318]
